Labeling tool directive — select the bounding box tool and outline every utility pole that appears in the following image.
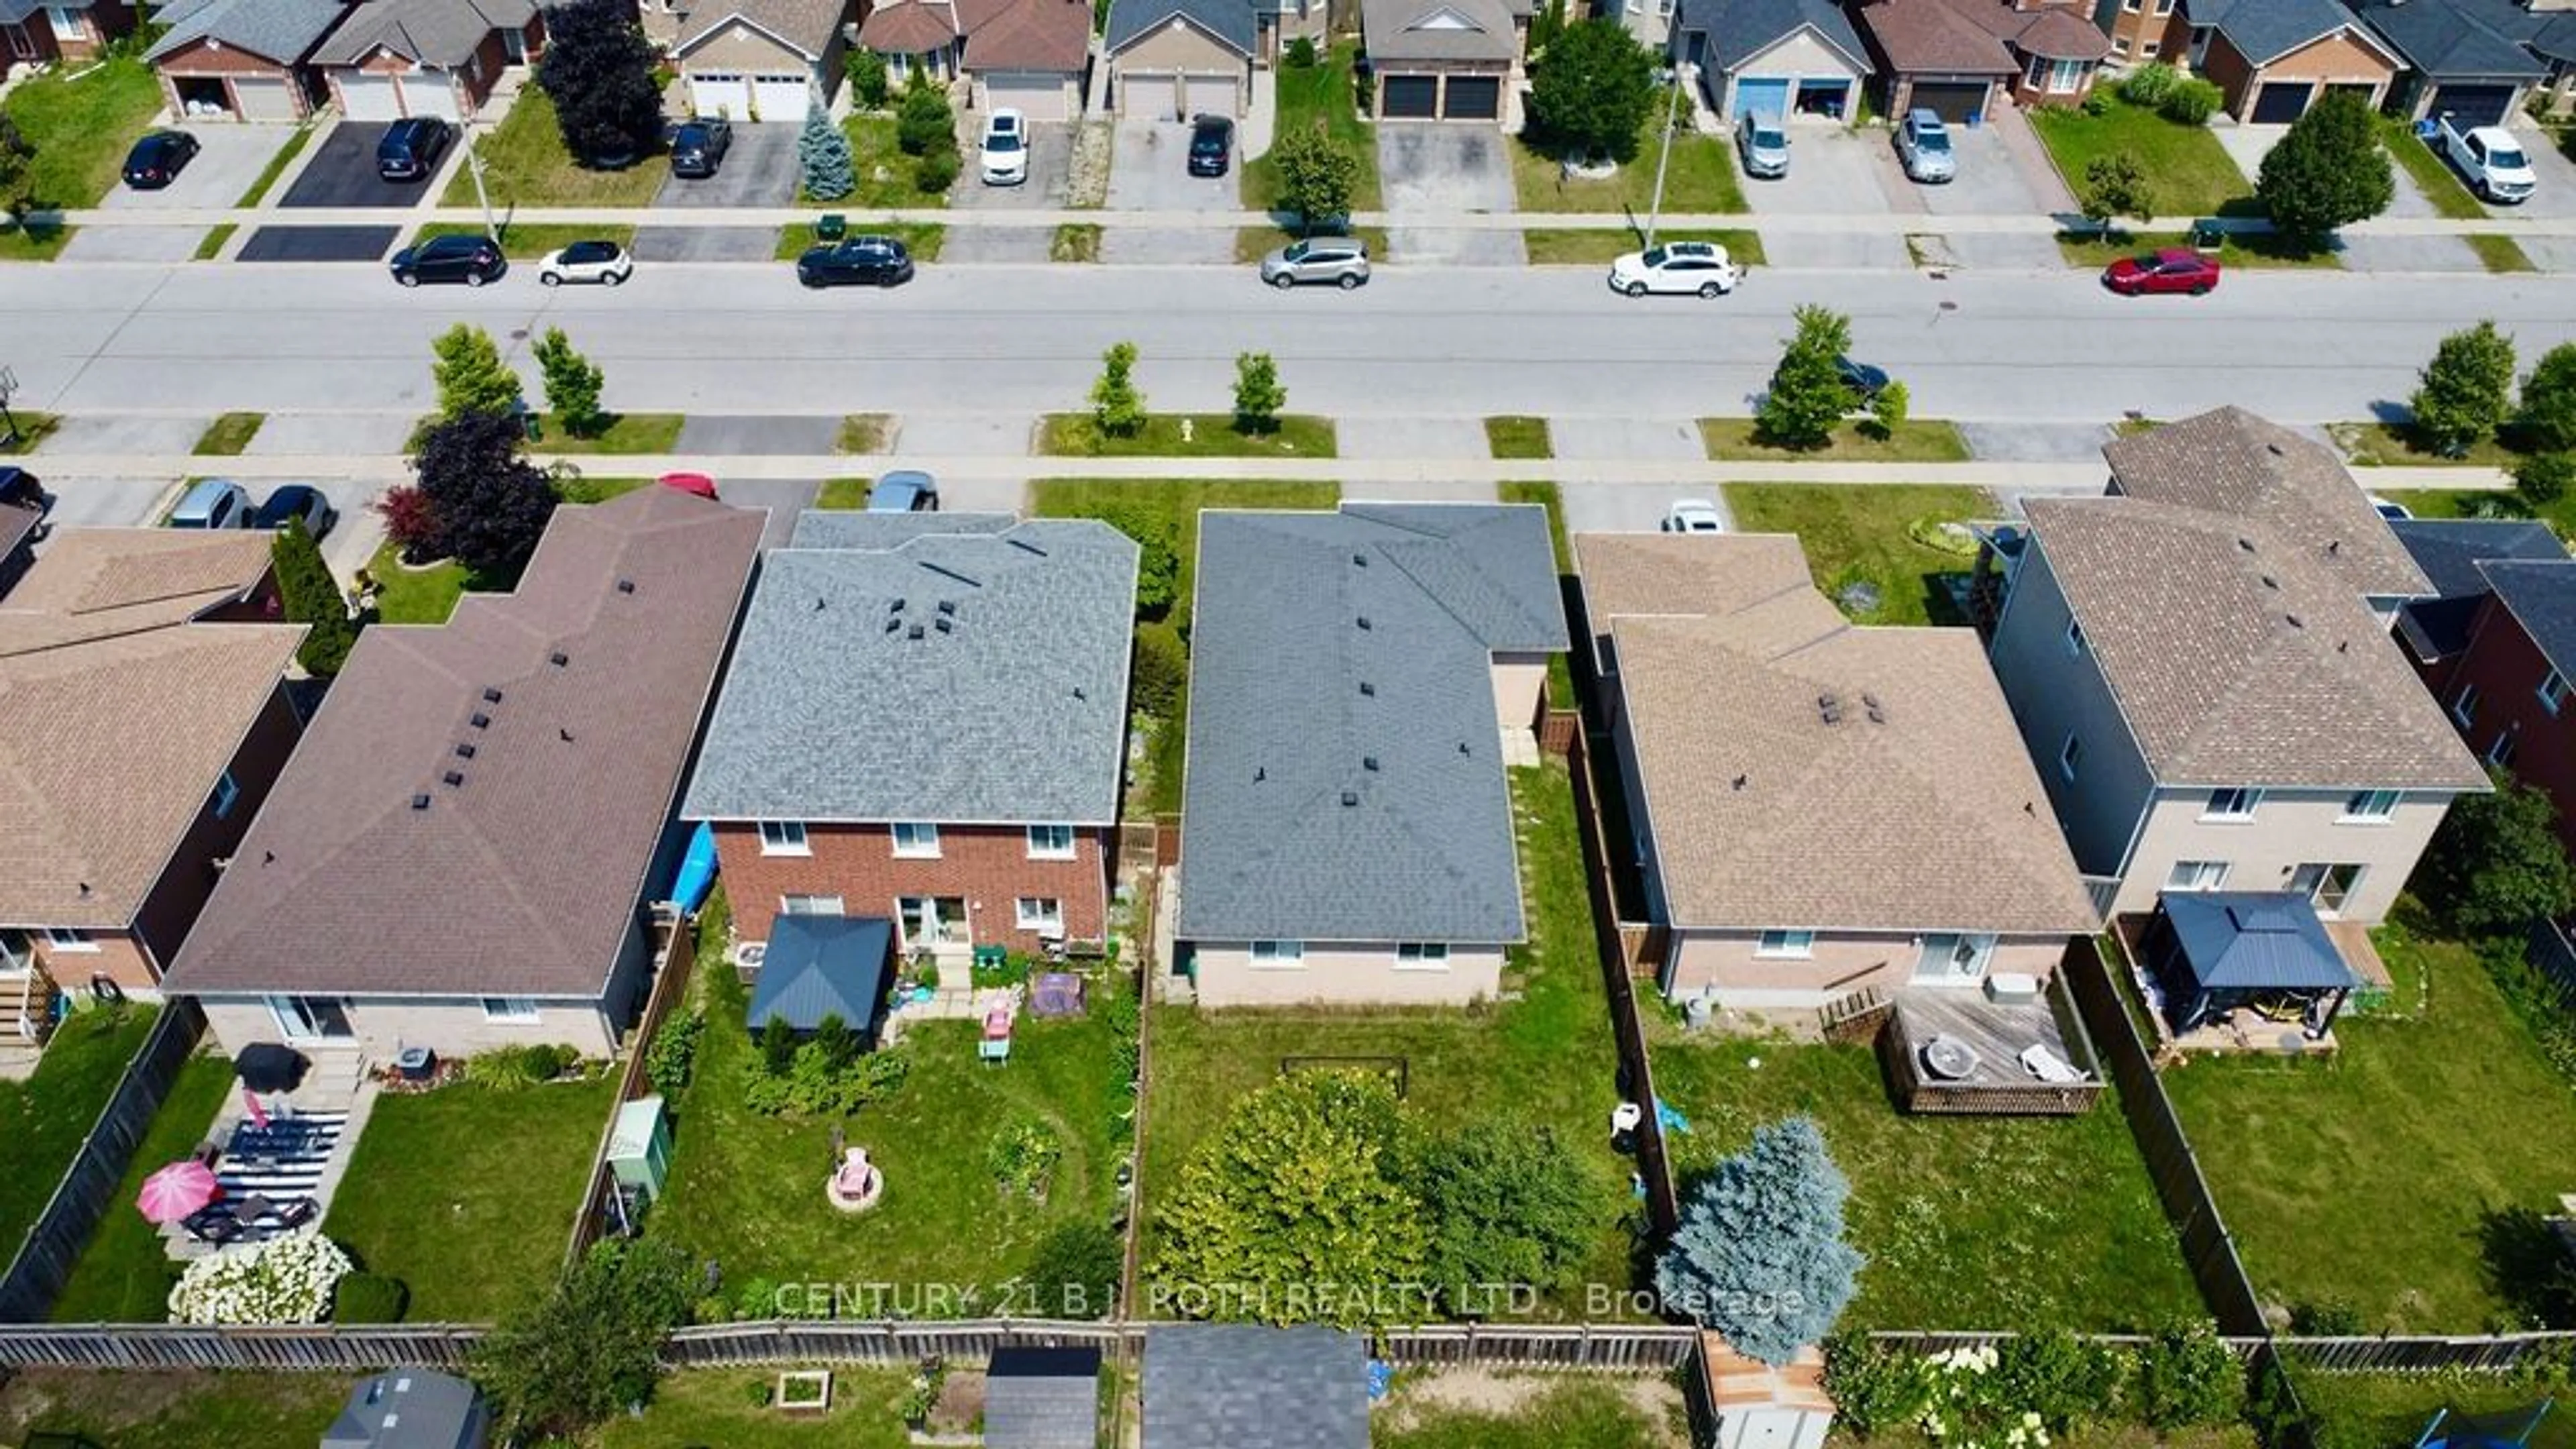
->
[1642,64,1685,250]
[466,129,498,242]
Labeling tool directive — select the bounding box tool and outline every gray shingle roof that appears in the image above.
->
[322,1368,486,1449]
[146,0,346,63]
[1676,0,1866,71]
[985,1347,1102,1449]
[2479,559,2576,680]
[1360,0,1515,62]
[1176,503,1564,945]
[312,0,537,68]
[2192,0,2383,67]
[1143,1326,1366,1449]
[788,510,1016,549]
[2392,519,2567,662]
[683,519,1138,826]
[2351,0,2548,80]
[1105,0,1255,55]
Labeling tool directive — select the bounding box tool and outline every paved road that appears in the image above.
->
[13,262,2576,424]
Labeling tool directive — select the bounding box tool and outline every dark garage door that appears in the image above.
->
[1383,74,1438,119]
[1909,80,1990,124]
[2430,83,2514,129]
[1444,75,1499,119]
[2251,80,2312,123]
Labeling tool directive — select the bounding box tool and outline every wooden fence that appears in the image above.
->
[0,1001,208,1324]
[1866,1330,2576,1375]
[0,1325,482,1371]
[565,912,698,1266]
[1564,724,1681,1237]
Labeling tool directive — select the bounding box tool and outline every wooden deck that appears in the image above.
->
[1879,986,2104,1116]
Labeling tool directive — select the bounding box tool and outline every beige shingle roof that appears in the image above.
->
[1,529,274,631]
[2025,496,2487,791]
[1578,532,2098,935]
[2102,407,2428,600]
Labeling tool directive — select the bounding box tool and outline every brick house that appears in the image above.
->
[0,0,136,70]
[2408,554,2576,855]
[683,512,1140,966]
[1852,0,2107,121]
[146,0,343,120]
[2097,0,2400,121]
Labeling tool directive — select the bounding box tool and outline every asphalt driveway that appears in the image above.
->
[237,225,402,262]
[2489,123,2576,219]
[1743,123,1890,215]
[633,225,778,262]
[1103,121,1236,264]
[280,123,440,209]
[101,125,297,211]
[654,124,799,208]
[1377,123,1522,267]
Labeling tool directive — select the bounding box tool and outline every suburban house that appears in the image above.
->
[146,0,343,119]
[1104,0,1256,117]
[1986,493,2488,936]
[0,529,303,1024]
[2390,516,2569,674]
[0,0,132,70]
[682,511,1140,967]
[2090,0,2400,119]
[2349,0,2552,125]
[1670,0,1871,123]
[1142,1326,1367,1449]
[855,0,1090,116]
[2100,406,2428,625]
[310,0,543,121]
[1576,531,2098,1014]
[2410,557,2576,853]
[669,0,852,122]
[1358,0,1520,119]
[163,488,763,1063]
[1175,503,1566,1008]
[1851,0,2106,120]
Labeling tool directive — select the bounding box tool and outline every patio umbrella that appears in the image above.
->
[234,1042,307,1093]
[137,1161,217,1224]
[658,472,720,500]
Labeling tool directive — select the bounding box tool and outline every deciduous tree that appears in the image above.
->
[431,323,523,423]
[2416,771,2575,938]
[1271,124,1356,232]
[1232,352,1285,434]
[532,327,606,439]
[2257,91,2393,244]
[1756,305,1856,451]
[1658,1116,1863,1365]
[2518,342,2576,453]
[2410,320,2518,457]
[472,1239,694,1440]
[537,0,663,168]
[1527,19,1654,163]
[0,117,34,215]
[1091,341,1146,438]
[412,409,557,578]
[2080,152,2155,234]
[1407,1121,1602,1312]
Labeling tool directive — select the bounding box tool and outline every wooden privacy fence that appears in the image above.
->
[0,1326,482,1371]
[566,912,698,1266]
[664,1319,1700,1371]
[1562,724,1681,1238]
[0,1001,207,1324]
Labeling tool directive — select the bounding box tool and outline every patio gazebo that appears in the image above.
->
[2143,892,2363,1040]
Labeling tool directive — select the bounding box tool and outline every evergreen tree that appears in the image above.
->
[271,519,359,675]
[798,101,855,201]
[1658,1116,1863,1366]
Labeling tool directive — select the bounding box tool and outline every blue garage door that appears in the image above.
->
[1731,76,1790,122]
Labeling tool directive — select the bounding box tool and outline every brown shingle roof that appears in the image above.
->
[2012,5,2108,58]
[859,0,961,51]
[962,0,1090,72]
[1578,533,2098,936]
[165,489,763,1000]
[676,0,853,58]
[2025,496,2487,791]
[2102,407,2428,600]
[1851,0,2013,74]
[0,529,274,633]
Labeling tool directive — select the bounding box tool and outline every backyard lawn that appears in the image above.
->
[0,1006,158,1265]
[1512,93,1745,215]
[1038,413,1338,460]
[2,58,163,210]
[596,1367,920,1448]
[1721,484,1996,627]
[1377,1375,1688,1448]
[2162,924,2576,1332]
[322,1073,617,1322]
[443,89,663,209]
[2029,98,2251,218]
[1699,418,1971,464]
[2290,1362,2576,1449]
[1246,44,1383,215]
[50,1053,234,1323]
[1649,1030,2203,1332]
[0,1368,347,1449]
[1143,763,1639,1315]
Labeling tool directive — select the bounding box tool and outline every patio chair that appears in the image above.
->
[180,1208,241,1246]
[271,1197,318,1230]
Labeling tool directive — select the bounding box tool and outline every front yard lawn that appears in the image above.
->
[822,113,946,209]
[1143,763,1639,1316]
[534,412,684,455]
[1246,44,1383,215]
[50,1052,233,1323]
[0,1006,159,1265]
[1699,417,1971,464]
[596,1367,919,1448]
[2053,228,2340,270]
[1038,413,1338,459]
[2327,419,2522,471]
[1722,484,1995,627]
[2381,486,2576,540]
[410,221,638,261]
[0,221,74,261]
[322,1072,617,1322]
[2381,119,2487,222]
[2029,98,2252,219]
[2,58,162,210]
[1650,1030,2202,1331]
[1522,227,1764,266]
[0,1368,348,1449]
[2161,922,2576,1331]
[1513,95,1746,215]
[443,89,663,209]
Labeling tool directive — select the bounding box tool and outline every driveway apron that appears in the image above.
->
[1378,124,1523,267]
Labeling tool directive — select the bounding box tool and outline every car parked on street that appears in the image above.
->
[1836,356,1890,403]
[980,109,1029,186]
[121,131,200,190]
[796,235,915,288]
[168,479,252,530]
[670,119,733,179]
[1662,499,1726,534]
[1896,109,1955,184]
[1260,237,1370,289]
[1608,241,1739,298]
[376,117,453,182]
[1735,111,1788,179]
[539,239,635,286]
[867,470,940,512]
[388,233,506,287]
[252,484,336,539]
[2102,247,2221,296]
[1189,115,1233,177]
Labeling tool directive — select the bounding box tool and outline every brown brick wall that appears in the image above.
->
[131,682,305,976]
[2445,600,2576,855]
[714,820,1111,953]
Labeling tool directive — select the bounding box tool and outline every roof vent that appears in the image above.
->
[2265,442,2286,457]
[1073,684,1087,701]
[1818,692,1843,725]
[442,771,464,788]
[937,600,957,616]
[2237,537,2257,553]
[1256,766,1267,782]
[1363,756,1380,771]
[1863,692,1885,724]
[1458,741,1470,755]
[549,651,568,667]
[2327,539,2342,557]
[934,616,954,634]
[1340,790,1360,807]
[482,688,503,704]
[1359,681,1376,697]
[454,743,476,760]
[559,727,574,743]
[616,579,635,594]
[2261,574,2278,590]
[470,712,490,730]
[1732,773,1748,791]
[883,614,902,634]
[410,794,431,810]
[813,596,828,612]
[907,624,926,641]
[2285,612,2305,630]
[1356,615,1373,631]
[1353,553,1368,567]
[889,598,906,613]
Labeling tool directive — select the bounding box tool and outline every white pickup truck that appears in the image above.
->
[2438,113,2537,204]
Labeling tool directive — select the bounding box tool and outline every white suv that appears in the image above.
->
[979,109,1028,186]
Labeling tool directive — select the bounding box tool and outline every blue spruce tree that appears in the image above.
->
[1656,1116,1863,1365]
[799,97,855,201]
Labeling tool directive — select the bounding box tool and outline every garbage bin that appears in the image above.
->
[816,213,847,241]
[516,399,541,442]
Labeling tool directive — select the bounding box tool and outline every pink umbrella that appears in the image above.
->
[658,472,719,500]
[137,1161,217,1224]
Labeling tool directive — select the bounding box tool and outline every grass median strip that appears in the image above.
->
[2467,233,2536,273]
[236,125,315,207]
[0,223,73,262]
[1038,413,1336,459]
[1487,416,1552,460]
[815,478,871,508]
[1522,227,1765,266]
[193,224,235,262]
[836,414,893,454]
[0,415,61,456]
[2328,419,2520,470]
[410,221,637,261]
[1699,417,1970,464]
[1051,223,1102,262]
[192,413,265,456]
[533,412,684,455]
[2053,227,2339,270]
[773,221,946,262]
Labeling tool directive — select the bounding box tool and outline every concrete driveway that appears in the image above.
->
[633,225,777,262]
[26,478,178,530]
[237,225,402,262]
[280,123,439,208]
[1894,122,2050,217]
[654,124,800,208]
[1744,123,1891,215]
[1103,121,1236,264]
[1377,123,1523,267]
[101,125,295,211]
[946,122,1074,263]
[2491,124,2576,219]
[1561,482,1729,535]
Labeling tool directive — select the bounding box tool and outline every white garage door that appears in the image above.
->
[337,72,400,121]
[233,76,297,121]
[1116,70,1169,118]
[1185,72,1236,119]
[753,73,809,122]
[689,72,749,120]
[983,72,1067,122]
[402,72,460,120]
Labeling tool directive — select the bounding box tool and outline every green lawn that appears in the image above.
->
[1234,223,1391,264]
[50,1053,233,1323]
[443,88,663,208]
[191,413,265,456]
[1699,417,1971,464]
[193,224,235,262]
[837,414,893,454]
[1523,227,1765,266]
[596,1367,920,1448]
[1487,416,1552,461]
[366,545,478,626]
[823,113,947,209]
[816,478,871,508]
[535,412,684,455]
[2381,118,2487,222]
[650,955,1130,1303]
[1377,1375,1686,1448]
[553,475,653,504]
[1053,222,1102,262]
[774,220,946,261]
[2,58,163,209]
[1721,484,1994,627]
[1512,93,1746,215]
[2291,1363,2576,1449]
[2382,486,2576,539]
[322,1073,615,1322]
[1144,764,1639,1316]
[2029,97,2253,218]
[0,220,74,261]
[1038,413,1338,459]
[0,1368,348,1448]
[0,1006,158,1265]
[410,221,638,261]
[364,478,660,622]
[236,125,313,206]
[0,414,58,454]
[1650,1031,2202,1331]
[2053,228,2341,270]
[2327,419,2522,470]
[1246,44,1383,215]
[2467,234,2538,273]
[2163,925,2576,1331]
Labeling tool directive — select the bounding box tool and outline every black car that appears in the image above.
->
[0,467,49,515]
[376,117,453,182]
[252,484,337,540]
[388,233,505,287]
[669,119,733,178]
[796,236,914,288]
[1187,115,1233,177]
[121,131,200,190]
[1835,356,1890,402]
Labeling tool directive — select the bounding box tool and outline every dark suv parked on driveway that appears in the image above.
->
[670,119,733,178]
[376,117,453,181]
[1188,115,1232,176]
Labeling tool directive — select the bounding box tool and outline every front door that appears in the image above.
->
[1913,933,1996,985]
[267,994,354,1041]
[2288,864,2365,918]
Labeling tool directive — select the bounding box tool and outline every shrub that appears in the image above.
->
[1017,1222,1120,1319]
[2518,451,2576,508]
[1995,1327,2128,1432]
[1079,503,1180,616]
[2288,1299,2366,1336]
[2134,1323,2244,1430]
[1821,1336,1932,1438]
[2158,78,2222,126]
[1285,35,1317,67]
[646,1011,705,1098]
[985,1114,1065,1199]
[740,1038,910,1116]
[2118,63,2180,109]
[845,48,890,111]
[1408,1120,1602,1311]
[914,143,960,193]
[170,1232,354,1324]
[375,484,444,564]
[1131,622,1188,717]
[273,519,359,676]
[896,85,951,156]
[466,1042,577,1090]
[331,1272,411,1324]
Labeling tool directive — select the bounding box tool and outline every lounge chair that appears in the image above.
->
[180,1208,241,1245]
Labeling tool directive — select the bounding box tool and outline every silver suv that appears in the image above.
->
[1260,237,1371,290]
[1896,108,1956,184]
[1735,111,1788,179]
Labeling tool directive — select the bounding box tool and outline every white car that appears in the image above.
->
[980,109,1028,186]
[1608,241,1739,299]
[1662,499,1727,534]
[535,239,633,286]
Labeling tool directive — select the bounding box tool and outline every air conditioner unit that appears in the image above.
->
[1986,971,2041,1005]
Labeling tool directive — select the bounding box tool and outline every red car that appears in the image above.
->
[2103,248,2222,297]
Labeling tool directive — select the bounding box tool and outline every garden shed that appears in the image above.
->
[985,1345,1103,1448]
[606,1095,672,1205]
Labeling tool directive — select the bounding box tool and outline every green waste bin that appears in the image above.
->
[816,213,847,241]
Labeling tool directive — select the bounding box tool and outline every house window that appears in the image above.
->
[1754,930,1815,959]
[2342,790,2400,822]
[1249,940,1304,967]
[891,822,940,858]
[2058,733,2083,782]
[39,927,96,954]
[2202,787,2262,821]
[2030,57,2086,95]
[2165,859,2231,892]
[2452,683,2481,728]
[1396,942,1450,967]
[2542,668,2569,714]
[1016,897,1063,932]
[2489,731,2520,768]
[1026,824,1076,860]
[2111,36,2130,58]
[2290,863,2366,918]
[2121,0,2137,10]
[2141,41,2159,56]
[759,820,809,855]
[781,894,845,916]
[211,769,240,820]
[2065,616,2086,655]
[480,997,540,1023]
[45,5,80,40]
[2152,0,2173,13]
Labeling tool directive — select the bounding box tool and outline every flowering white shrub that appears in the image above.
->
[168,1230,354,1325]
